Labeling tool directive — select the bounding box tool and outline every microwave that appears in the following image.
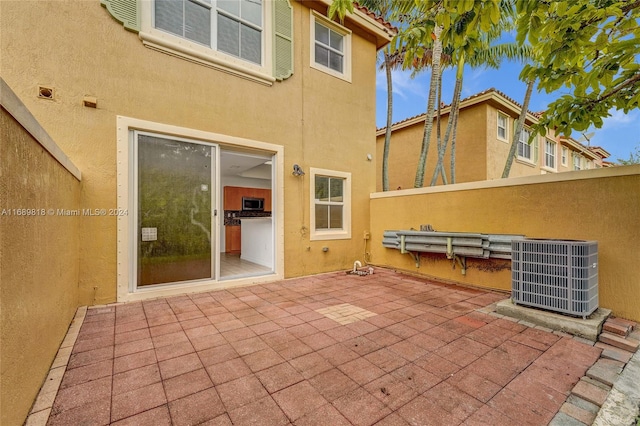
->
[242,197,264,211]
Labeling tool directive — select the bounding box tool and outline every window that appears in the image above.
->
[311,12,351,81]
[154,0,263,64]
[101,0,294,84]
[310,168,351,240]
[497,113,508,141]
[573,154,582,170]
[517,128,533,161]
[561,147,568,166]
[586,160,593,169]
[544,139,556,169]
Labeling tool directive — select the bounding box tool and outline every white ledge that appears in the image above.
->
[139,31,276,86]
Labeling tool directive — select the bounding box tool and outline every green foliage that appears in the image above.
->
[138,138,212,262]
[516,0,640,136]
[327,0,355,21]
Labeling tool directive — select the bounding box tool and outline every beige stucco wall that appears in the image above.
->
[375,103,488,191]
[369,165,640,322]
[1,109,81,426]
[377,98,604,189]
[1,0,379,304]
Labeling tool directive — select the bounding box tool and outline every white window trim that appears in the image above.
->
[310,10,352,82]
[516,126,535,164]
[309,167,351,241]
[542,139,557,172]
[573,153,583,170]
[139,0,275,86]
[497,112,509,142]
[561,146,568,166]
[116,116,284,302]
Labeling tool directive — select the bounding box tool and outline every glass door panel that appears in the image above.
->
[137,134,215,286]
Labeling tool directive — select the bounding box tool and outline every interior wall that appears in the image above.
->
[369,166,640,322]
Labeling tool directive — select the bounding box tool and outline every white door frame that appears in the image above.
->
[116,116,284,302]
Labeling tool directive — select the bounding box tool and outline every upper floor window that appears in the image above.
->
[100,0,294,84]
[154,0,263,65]
[561,147,568,166]
[497,113,508,141]
[517,128,533,161]
[311,12,351,81]
[544,139,556,169]
[310,168,351,240]
[573,154,582,170]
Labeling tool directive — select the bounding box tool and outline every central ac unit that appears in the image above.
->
[511,239,598,319]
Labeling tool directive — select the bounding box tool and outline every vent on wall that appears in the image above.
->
[511,239,598,319]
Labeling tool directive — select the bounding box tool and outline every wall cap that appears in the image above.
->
[0,78,81,181]
[371,164,640,199]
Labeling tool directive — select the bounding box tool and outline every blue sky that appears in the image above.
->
[375,60,640,163]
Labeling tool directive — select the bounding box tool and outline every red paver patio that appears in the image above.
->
[40,269,603,425]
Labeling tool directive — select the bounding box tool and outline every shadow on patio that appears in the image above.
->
[35,269,602,425]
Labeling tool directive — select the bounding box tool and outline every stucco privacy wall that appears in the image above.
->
[369,166,640,322]
[1,82,81,426]
[0,1,380,304]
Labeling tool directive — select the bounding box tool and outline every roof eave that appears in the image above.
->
[313,0,396,49]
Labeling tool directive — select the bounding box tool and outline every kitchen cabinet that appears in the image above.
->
[225,224,241,254]
[223,186,272,211]
[223,186,272,253]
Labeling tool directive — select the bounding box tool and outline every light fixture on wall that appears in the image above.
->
[292,164,305,177]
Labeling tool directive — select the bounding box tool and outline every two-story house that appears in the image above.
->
[376,88,610,190]
[1,0,394,304]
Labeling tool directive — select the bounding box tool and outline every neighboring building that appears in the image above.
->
[375,88,610,190]
[1,0,394,305]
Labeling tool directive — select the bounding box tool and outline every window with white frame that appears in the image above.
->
[497,112,508,141]
[310,168,351,240]
[517,127,534,161]
[311,12,351,81]
[586,160,592,169]
[544,139,556,169]
[561,147,568,166]
[154,0,263,64]
[573,154,582,170]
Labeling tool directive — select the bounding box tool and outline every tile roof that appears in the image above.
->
[354,2,397,32]
[377,88,542,131]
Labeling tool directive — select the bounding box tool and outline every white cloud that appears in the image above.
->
[376,68,428,101]
[603,108,637,127]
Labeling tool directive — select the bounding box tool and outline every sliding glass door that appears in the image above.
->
[135,133,216,287]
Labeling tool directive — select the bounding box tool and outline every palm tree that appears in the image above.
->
[430,0,531,185]
[502,78,535,178]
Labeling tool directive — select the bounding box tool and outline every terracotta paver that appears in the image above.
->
[32,269,608,425]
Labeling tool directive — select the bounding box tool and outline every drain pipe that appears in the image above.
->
[348,260,373,276]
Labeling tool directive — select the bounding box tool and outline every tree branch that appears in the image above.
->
[585,72,640,108]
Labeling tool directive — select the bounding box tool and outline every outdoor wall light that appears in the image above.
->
[292,164,305,177]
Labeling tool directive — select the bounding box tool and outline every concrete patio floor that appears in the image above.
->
[35,268,604,425]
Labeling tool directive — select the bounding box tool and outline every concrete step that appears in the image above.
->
[602,321,631,337]
[598,332,639,353]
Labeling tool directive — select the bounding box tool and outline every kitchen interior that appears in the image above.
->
[220,149,274,279]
